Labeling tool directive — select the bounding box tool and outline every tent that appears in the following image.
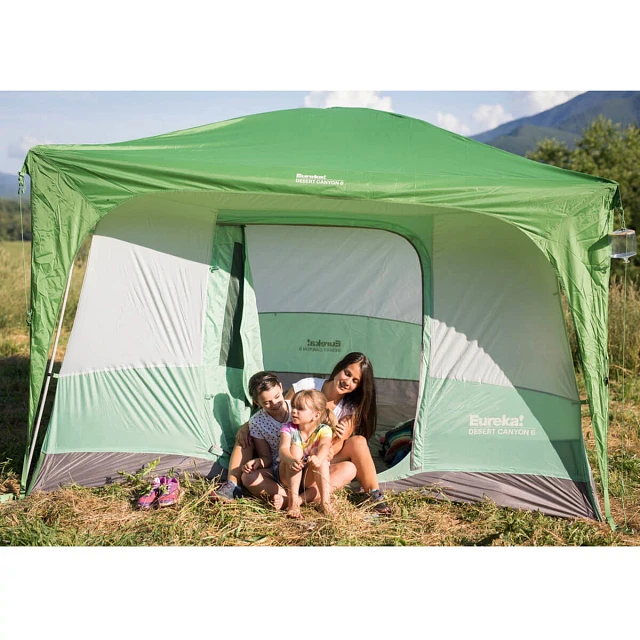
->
[19,107,621,522]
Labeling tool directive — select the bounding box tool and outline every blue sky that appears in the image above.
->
[0,90,586,174]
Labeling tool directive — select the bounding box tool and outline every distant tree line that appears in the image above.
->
[527,116,640,280]
[0,198,31,241]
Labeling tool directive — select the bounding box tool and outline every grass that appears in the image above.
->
[0,241,89,479]
[0,476,627,547]
[1,239,640,546]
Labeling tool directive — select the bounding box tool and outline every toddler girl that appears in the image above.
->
[279,389,337,518]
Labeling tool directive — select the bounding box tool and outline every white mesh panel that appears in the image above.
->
[430,214,578,400]
[246,225,422,324]
[61,205,215,375]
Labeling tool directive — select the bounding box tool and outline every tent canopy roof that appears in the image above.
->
[25,107,620,231]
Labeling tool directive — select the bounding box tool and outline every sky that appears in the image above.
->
[0,90,587,175]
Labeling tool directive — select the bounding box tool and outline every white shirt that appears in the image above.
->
[291,377,354,421]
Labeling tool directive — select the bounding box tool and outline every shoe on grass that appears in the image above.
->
[136,477,162,509]
[157,476,180,507]
[366,489,392,516]
[210,480,243,502]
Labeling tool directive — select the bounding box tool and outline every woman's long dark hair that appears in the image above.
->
[328,352,377,440]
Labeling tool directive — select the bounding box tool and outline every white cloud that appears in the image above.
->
[304,91,393,112]
[472,104,514,132]
[8,135,53,158]
[435,112,471,136]
[523,91,586,115]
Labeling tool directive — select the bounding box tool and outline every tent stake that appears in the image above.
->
[24,263,75,492]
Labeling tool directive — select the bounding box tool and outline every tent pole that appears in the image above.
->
[23,263,75,491]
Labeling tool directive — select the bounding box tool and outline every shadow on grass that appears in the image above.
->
[0,354,55,478]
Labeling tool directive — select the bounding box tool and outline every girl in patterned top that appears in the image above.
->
[212,371,290,502]
[278,389,338,518]
[242,372,290,478]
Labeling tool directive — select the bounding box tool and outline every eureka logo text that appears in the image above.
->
[470,414,524,427]
[295,173,345,186]
[468,414,536,436]
[299,338,343,353]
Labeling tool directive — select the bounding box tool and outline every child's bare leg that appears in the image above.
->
[316,459,333,514]
[270,466,291,511]
[300,461,357,504]
[275,462,293,511]
[301,460,333,515]
[241,468,287,504]
[285,445,304,518]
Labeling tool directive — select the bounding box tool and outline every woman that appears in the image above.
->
[212,352,390,515]
[285,352,390,514]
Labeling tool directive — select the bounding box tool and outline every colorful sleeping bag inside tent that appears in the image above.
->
[20,108,621,522]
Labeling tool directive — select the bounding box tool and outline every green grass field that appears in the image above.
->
[1,240,640,546]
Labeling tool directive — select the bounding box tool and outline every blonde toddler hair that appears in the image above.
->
[291,389,338,432]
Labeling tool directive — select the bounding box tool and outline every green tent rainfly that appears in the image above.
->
[20,107,621,523]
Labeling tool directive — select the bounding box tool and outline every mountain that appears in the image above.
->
[486,125,581,157]
[0,172,30,199]
[473,91,640,156]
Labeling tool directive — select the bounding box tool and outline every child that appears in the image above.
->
[279,389,337,518]
[213,371,290,501]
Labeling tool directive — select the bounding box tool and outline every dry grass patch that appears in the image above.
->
[1,478,636,546]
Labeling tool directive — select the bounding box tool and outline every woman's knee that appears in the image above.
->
[351,435,367,449]
[339,461,357,482]
[345,435,368,456]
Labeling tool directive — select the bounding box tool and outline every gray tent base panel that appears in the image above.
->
[30,452,225,493]
[379,471,601,520]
